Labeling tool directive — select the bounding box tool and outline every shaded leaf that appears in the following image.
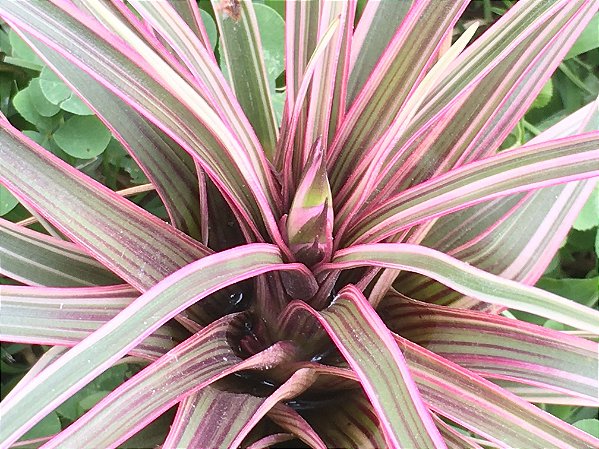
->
[573,182,599,230]
[0,185,19,216]
[565,12,599,59]
[53,116,111,159]
[294,286,446,449]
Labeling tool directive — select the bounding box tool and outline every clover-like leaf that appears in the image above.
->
[53,115,111,159]
[39,67,93,115]
[573,183,599,231]
[0,185,19,216]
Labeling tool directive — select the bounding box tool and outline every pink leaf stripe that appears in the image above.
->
[346,132,599,245]
[381,293,599,404]
[397,336,599,449]
[432,414,485,449]
[0,0,285,245]
[162,388,263,449]
[319,243,599,333]
[211,0,278,159]
[246,433,296,449]
[368,0,596,204]
[295,286,447,449]
[0,244,314,447]
[43,315,296,448]
[2,346,67,405]
[17,30,204,240]
[228,368,319,449]
[0,218,120,287]
[0,124,210,292]
[268,403,327,449]
[347,0,412,103]
[394,100,599,310]
[128,0,278,169]
[301,390,387,448]
[0,285,180,360]
[327,0,469,192]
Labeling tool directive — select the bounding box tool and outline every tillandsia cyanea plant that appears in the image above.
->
[0,0,599,447]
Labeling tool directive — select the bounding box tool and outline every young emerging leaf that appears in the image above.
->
[285,138,334,267]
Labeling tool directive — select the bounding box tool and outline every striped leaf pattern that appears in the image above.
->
[1,0,598,447]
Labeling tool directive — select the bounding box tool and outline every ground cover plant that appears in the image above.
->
[0,0,599,447]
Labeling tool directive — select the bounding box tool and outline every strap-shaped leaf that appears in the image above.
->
[397,336,599,449]
[247,433,295,449]
[370,0,596,208]
[284,0,319,115]
[302,389,386,449]
[293,286,447,449]
[163,387,263,449]
[327,0,469,192]
[43,316,295,448]
[0,218,120,287]
[295,1,355,172]
[0,285,181,360]
[18,31,204,240]
[398,182,595,309]
[0,244,314,446]
[166,0,213,52]
[211,0,278,159]
[0,0,283,242]
[229,368,319,449]
[268,404,327,449]
[334,23,479,231]
[169,367,319,449]
[347,0,413,104]
[493,380,599,406]
[380,293,599,404]
[346,132,599,245]
[127,0,277,179]
[377,100,599,307]
[278,17,341,205]
[432,414,485,449]
[319,243,599,333]
[2,346,67,405]
[0,125,210,292]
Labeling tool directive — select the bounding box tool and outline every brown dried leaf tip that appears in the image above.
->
[216,0,242,21]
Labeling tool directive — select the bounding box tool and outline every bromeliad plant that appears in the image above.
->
[1,0,599,447]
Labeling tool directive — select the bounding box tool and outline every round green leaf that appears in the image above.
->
[272,90,285,126]
[543,319,568,331]
[530,79,554,110]
[53,115,111,159]
[535,277,599,307]
[0,28,11,54]
[200,9,217,50]
[254,3,285,81]
[574,419,599,439]
[565,13,599,60]
[39,66,71,104]
[21,411,61,440]
[22,130,45,145]
[60,95,93,115]
[28,78,61,117]
[573,184,599,231]
[8,29,43,65]
[0,185,19,216]
[12,87,59,131]
[39,67,94,115]
[78,391,110,413]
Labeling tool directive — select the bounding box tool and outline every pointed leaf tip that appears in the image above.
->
[286,138,334,266]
